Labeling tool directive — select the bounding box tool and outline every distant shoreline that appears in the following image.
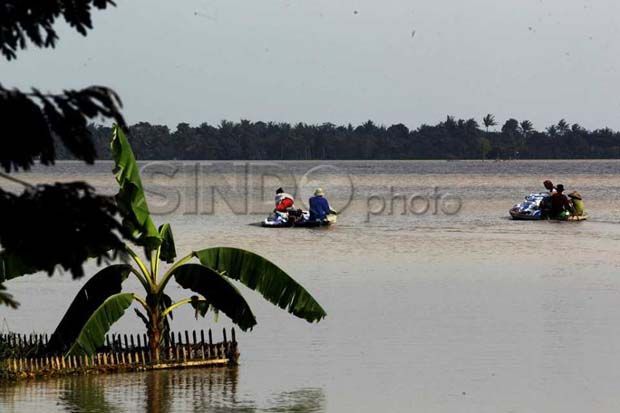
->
[60,118,620,161]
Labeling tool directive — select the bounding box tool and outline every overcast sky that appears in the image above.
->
[4,0,620,130]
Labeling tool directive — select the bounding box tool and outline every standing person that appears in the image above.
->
[550,184,572,218]
[274,187,295,212]
[309,188,335,221]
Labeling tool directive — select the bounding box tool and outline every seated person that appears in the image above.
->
[540,180,557,217]
[549,184,572,218]
[543,180,557,195]
[274,187,295,212]
[309,188,335,221]
[568,191,585,216]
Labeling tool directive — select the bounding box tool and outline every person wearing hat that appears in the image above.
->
[549,183,572,218]
[274,187,295,213]
[568,191,585,217]
[309,188,335,221]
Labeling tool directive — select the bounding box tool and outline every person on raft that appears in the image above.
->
[309,188,336,221]
[549,184,573,218]
[568,191,586,217]
[274,187,295,213]
[543,180,557,195]
[540,179,557,216]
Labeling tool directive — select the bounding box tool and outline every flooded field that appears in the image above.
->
[2,160,620,412]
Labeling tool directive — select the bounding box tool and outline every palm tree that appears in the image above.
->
[45,126,326,362]
[571,123,584,133]
[445,115,457,130]
[465,118,480,131]
[520,120,534,137]
[546,125,558,137]
[557,119,570,135]
[482,114,497,132]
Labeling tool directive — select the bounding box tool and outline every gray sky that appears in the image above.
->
[4,0,620,130]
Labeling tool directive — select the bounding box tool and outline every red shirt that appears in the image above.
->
[275,197,294,212]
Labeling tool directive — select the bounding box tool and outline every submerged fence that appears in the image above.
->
[0,328,239,380]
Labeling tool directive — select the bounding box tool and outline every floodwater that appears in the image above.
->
[2,160,620,412]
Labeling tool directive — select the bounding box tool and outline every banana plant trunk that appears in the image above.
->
[148,302,163,364]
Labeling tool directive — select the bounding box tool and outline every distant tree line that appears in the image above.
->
[73,115,620,160]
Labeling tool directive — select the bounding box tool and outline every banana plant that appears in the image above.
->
[46,126,326,362]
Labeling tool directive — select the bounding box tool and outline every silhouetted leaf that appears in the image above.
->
[190,295,210,319]
[0,183,128,279]
[0,88,55,171]
[0,251,40,282]
[0,283,18,309]
[172,264,256,331]
[134,308,149,329]
[193,248,327,323]
[0,1,117,60]
[47,265,131,354]
[159,224,176,263]
[67,292,135,356]
[0,86,125,172]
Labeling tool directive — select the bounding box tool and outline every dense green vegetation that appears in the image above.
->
[78,116,620,160]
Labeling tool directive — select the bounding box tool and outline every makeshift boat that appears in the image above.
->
[262,210,337,228]
[509,192,588,221]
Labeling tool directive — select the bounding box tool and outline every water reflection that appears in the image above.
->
[146,370,172,413]
[0,367,325,413]
[58,375,123,413]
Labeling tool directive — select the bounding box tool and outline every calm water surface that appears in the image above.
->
[2,160,620,412]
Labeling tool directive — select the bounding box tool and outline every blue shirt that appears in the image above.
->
[309,196,331,220]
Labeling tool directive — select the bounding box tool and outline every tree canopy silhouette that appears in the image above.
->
[83,117,620,161]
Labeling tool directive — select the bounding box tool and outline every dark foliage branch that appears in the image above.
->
[0,85,126,172]
[0,283,18,309]
[0,182,132,281]
[0,0,116,60]
[0,2,131,307]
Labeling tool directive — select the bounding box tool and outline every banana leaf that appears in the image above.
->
[48,264,132,354]
[158,224,176,263]
[110,125,160,250]
[67,292,135,356]
[172,263,257,331]
[193,247,326,323]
